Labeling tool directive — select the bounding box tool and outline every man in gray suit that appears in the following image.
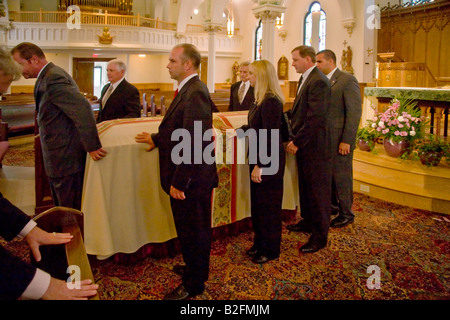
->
[12,42,107,210]
[316,49,362,228]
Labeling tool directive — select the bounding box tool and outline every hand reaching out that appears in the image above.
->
[25,226,73,262]
[89,147,107,161]
[135,132,156,152]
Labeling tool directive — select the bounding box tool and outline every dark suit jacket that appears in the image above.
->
[97,79,141,123]
[228,81,255,111]
[247,94,285,180]
[329,69,362,150]
[0,193,36,300]
[152,76,218,199]
[34,63,102,178]
[289,67,332,160]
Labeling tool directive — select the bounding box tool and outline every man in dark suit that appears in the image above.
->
[96,59,141,123]
[228,61,255,111]
[0,50,98,299]
[285,45,332,254]
[12,42,107,210]
[316,50,362,228]
[0,193,99,300]
[136,43,218,300]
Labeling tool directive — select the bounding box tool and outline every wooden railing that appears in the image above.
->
[9,10,177,31]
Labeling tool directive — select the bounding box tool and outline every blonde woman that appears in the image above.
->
[245,59,286,264]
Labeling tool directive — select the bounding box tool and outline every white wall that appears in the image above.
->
[8,0,375,89]
[230,0,378,84]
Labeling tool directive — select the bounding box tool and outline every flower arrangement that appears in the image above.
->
[369,98,426,143]
[356,126,380,152]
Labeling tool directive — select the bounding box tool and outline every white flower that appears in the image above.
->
[398,116,405,122]
[410,131,416,136]
[378,121,385,128]
[371,123,377,128]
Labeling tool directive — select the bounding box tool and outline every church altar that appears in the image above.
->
[363,87,450,137]
[81,112,299,259]
[354,87,450,216]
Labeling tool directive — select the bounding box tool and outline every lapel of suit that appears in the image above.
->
[34,62,53,110]
[99,83,111,109]
[102,80,126,108]
[160,76,198,126]
[292,67,317,114]
[330,68,341,87]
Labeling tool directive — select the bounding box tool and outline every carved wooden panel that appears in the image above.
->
[378,2,450,86]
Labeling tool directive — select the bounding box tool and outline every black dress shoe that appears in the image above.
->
[330,217,354,228]
[246,246,258,257]
[163,284,192,300]
[286,222,312,233]
[331,210,341,216]
[173,264,186,276]
[252,255,277,264]
[299,241,326,254]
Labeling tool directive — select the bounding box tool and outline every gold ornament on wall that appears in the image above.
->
[341,45,354,75]
[277,55,289,80]
[98,26,114,45]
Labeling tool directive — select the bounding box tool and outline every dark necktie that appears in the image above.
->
[296,75,304,96]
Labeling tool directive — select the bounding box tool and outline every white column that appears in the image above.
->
[252,4,286,65]
[204,23,221,93]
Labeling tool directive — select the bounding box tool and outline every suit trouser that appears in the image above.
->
[48,169,85,210]
[170,192,212,295]
[296,153,332,246]
[331,150,355,220]
[250,177,283,259]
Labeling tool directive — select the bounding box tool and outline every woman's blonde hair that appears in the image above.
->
[250,60,285,106]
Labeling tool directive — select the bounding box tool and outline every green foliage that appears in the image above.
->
[413,134,450,167]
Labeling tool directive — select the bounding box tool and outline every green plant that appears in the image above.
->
[356,126,380,152]
[413,134,450,167]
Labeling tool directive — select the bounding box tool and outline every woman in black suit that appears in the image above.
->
[245,60,285,264]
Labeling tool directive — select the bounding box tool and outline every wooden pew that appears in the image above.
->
[210,90,230,113]
[0,93,36,138]
[142,91,175,115]
[32,207,99,300]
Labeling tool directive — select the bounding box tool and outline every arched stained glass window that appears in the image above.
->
[255,20,262,61]
[304,2,326,51]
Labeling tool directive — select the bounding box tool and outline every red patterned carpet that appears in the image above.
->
[2,192,449,300]
[1,141,449,300]
[85,192,449,300]
[1,137,34,167]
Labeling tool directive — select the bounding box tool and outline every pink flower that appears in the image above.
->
[400,131,408,137]
[394,131,400,136]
